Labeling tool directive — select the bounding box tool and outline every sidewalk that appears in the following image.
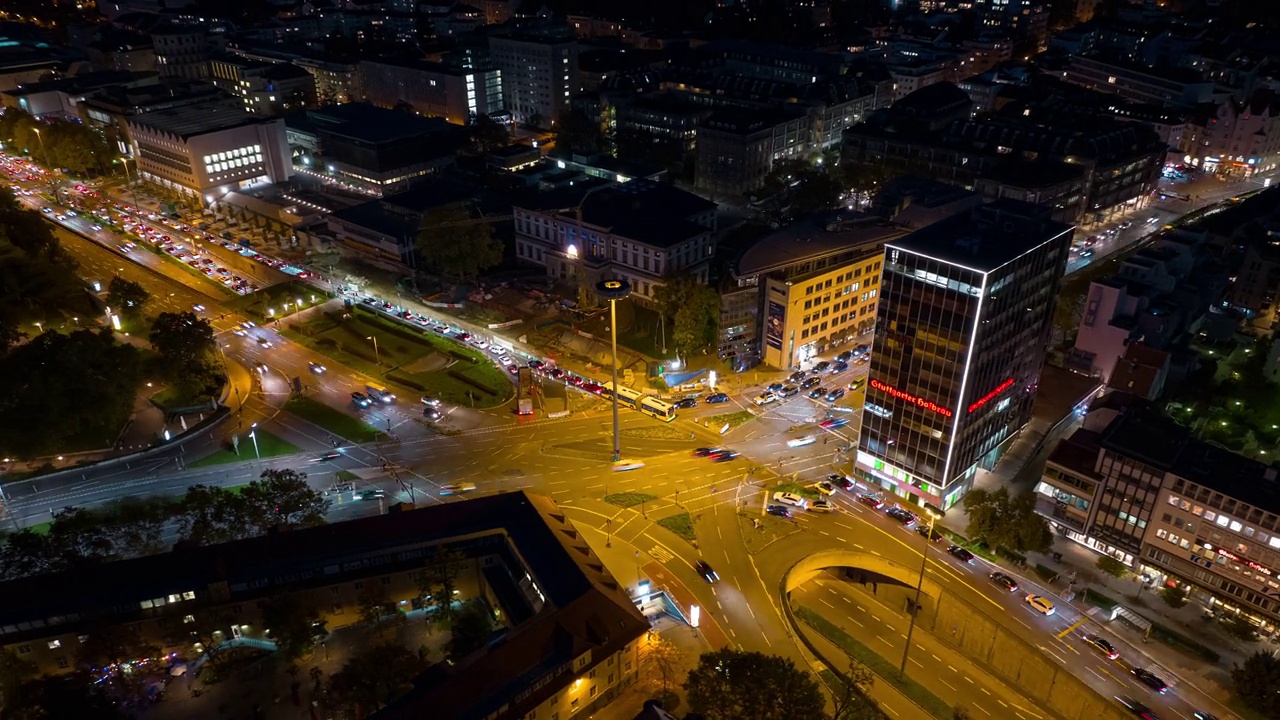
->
[586,616,711,720]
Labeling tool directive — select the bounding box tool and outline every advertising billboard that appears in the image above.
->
[766,301,785,350]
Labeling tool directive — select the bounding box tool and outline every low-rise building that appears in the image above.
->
[359,58,503,125]
[1058,53,1216,109]
[734,214,900,369]
[325,177,487,270]
[127,103,292,203]
[0,492,652,719]
[1181,90,1280,178]
[209,55,316,116]
[695,107,809,198]
[514,179,717,305]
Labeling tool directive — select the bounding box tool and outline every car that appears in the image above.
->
[1130,668,1168,694]
[351,392,372,408]
[813,361,831,372]
[583,382,605,394]
[1117,697,1159,719]
[946,545,975,564]
[807,387,826,399]
[316,452,342,461]
[857,494,885,510]
[256,363,269,374]
[835,350,853,362]
[65,210,76,217]
[787,435,816,448]
[766,504,793,518]
[695,560,719,583]
[824,388,846,402]
[487,345,506,356]
[847,378,865,391]
[693,447,721,457]
[772,492,807,508]
[440,483,478,495]
[809,499,834,513]
[886,507,916,525]
[830,361,849,374]
[566,375,584,387]
[853,344,871,356]
[753,392,777,406]
[673,398,698,410]
[777,385,799,398]
[550,368,566,380]
[800,376,821,389]
[358,489,386,501]
[506,364,519,375]
[705,392,730,404]
[1081,633,1118,659]
[257,337,272,348]
[90,224,102,231]
[41,207,52,214]
[1025,595,1056,616]
[1192,712,1218,720]
[916,524,945,542]
[787,371,806,383]
[820,417,849,430]
[612,460,646,472]
[809,481,837,496]
[232,327,245,337]
[712,449,739,462]
[827,474,854,490]
[308,362,326,374]
[988,572,1018,591]
[527,359,545,370]
[423,408,442,421]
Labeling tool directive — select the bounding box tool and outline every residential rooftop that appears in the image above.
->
[127,102,267,138]
[737,214,903,278]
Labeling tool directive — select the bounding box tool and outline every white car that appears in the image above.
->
[440,483,477,495]
[753,392,777,406]
[771,492,807,508]
[1025,595,1055,615]
[787,435,816,448]
[470,338,489,350]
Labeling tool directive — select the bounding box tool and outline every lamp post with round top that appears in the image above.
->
[595,280,631,463]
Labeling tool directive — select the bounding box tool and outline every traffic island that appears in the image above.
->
[736,511,800,554]
[283,395,384,443]
[188,429,298,467]
[655,512,696,543]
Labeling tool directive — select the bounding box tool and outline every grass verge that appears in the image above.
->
[1032,563,1060,583]
[605,492,658,509]
[795,606,952,719]
[656,512,696,542]
[188,430,299,467]
[775,481,821,500]
[284,396,383,443]
[737,511,800,554]
[707,410,755,430]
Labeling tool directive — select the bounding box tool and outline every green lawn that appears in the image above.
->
[656,511,696,542]
[795,606,952,719]
[605,492,658,509]
[231,279,328,321]
[775,480,821,500]
[708,411,755,430]
[188,429,299,467]
[283,395,383,443]
[285,307,512,408]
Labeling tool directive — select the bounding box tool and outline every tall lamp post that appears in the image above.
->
[367,335,380,366]
[249,422,261,460]
[33,127,47,168]
[900,509,940,676]
[596,280,631,463]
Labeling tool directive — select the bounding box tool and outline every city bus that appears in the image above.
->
[600,382,677,422]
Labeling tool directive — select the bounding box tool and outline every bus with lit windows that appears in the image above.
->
[600,382,677,422]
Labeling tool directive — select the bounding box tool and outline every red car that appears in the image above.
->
[857,494,884,510]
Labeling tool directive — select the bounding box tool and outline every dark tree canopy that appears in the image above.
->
[962,487,1053,555]
[684,649,826,720]
[416,204,504,283]
[1232,651,1280,718]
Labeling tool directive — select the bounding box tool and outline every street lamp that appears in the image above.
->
[900,509,940,676]
[249,422,260,459]
[367,335,380,366]
[596,280,632,463]
[33,127,47,168]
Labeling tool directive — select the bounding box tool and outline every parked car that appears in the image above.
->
[885,507,916,525]
[946,545,975,564]
[705,392,730,404]
[753,392,777,406]
[777,385,799,398]
[826,474,854,490]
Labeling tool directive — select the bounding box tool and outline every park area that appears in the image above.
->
[284,306,513,408]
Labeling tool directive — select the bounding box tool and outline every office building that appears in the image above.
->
[152,23,214,80]
[0,492,651,719]
[514,179,717,306]
[126,103,291,203]
[209,55,316,116]
[488,20,579,128]
[1038,404,1280,632]
[857,201,1072,510]
[1059,54,1215,109]
[359,58,503,126]
[733,215,902,370]
[695,107,809,198]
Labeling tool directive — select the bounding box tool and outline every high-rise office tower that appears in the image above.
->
[856,200,1072,510]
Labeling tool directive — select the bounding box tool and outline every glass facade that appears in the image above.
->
[857,203,1070,510]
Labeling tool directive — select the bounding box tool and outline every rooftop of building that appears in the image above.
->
[128,101,269,138]
[1047,427,1104,480]
[737,213,904,278]
[515,179,715,247]
[888,199,1073,273]
[699,105,806,135]
[287,103,453,145]
[82,80,232,114]
[979,158,1085,189]
[3,69,146,97]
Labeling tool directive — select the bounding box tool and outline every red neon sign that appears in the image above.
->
[968,378,1015,414]
[869,379,953,417]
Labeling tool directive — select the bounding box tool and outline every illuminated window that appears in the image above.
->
[48,640,60,649]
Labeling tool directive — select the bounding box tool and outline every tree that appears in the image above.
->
[105,277,149,317]
[641,635,681,693]
[555,109,605,157]
[1223,614,1259,643]
[684,649,826,720]
[416,205,504,283]
[76,623,159,672]
[176,484,248,546]
[238,468,329,533]
[1232,651,1280,718]
[446,600,494,661]
[522,113,545,131]
[261,595,321,661]
[357,582,392,633]
[415,547,467,621]
[1095,555,1130,579]
[148,311,223,398]
[653,276,721,358]
[962,488,1052,554]
[1159,586,1188,609]
[0,648,36,711]
[327,643,422,713]
[831,660,881,720]
[469,114,510,153]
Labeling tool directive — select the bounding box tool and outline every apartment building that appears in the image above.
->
[208,55,316,116]
[1181,90,1280,177]
[733,214,901,369]
[1059,53,1215,108]
[695,107,809,198]
[0,492,651,720]
[514,179,717,306]
[359,58,503,125]
[488,20,579,128]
